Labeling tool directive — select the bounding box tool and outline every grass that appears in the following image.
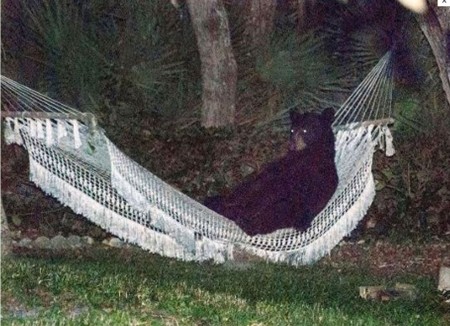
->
[1,247,445,325]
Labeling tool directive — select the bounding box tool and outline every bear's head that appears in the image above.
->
[289,107,335,152]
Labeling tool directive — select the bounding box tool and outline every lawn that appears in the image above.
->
[1,246,446,325]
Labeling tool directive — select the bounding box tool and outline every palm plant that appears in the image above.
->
[7,0,200,126]
[21,0,106,107]
[258,31,347,110]
[251,30,349,133]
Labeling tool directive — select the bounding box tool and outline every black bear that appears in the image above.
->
[205,108,338,236]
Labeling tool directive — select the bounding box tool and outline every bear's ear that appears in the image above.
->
[321,107,335,124]
[289,110,302,123]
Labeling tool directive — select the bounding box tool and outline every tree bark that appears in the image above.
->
[186,0,238,127]
[417,2,450,107]
[245,0,277,52]
[1,199,12,258]
[297,0,314,32]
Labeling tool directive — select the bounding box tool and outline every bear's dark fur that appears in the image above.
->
[204,108,338,236]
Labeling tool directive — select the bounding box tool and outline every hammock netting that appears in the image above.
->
[1,52,395,266]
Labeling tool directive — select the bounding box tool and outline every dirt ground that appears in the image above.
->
[322,240,450,280]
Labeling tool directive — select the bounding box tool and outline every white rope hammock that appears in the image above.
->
[1,52,394,266]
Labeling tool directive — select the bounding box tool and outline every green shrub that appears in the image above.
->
[256,31,343,113]
[21,0,105,105]
[4,0,200,129]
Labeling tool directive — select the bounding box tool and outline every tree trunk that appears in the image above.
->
[297,0,314,32]
[245,0,277,53]
[186,0,238,128]
[417,2,450,107]
[1,199,12,257]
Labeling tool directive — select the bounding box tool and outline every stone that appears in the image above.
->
[67,235,82,248]
[240,164,255,178]
[34,236,51,249]
[82,236,95,245]
[108,237,124,248]
[50,235,68,250]
[17,238,32,248]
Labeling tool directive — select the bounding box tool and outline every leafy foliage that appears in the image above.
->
[392,15,450,138]
[255,32,346,117]
[4,0,200,129]
[18,0,105,105]
[364,135,450,241]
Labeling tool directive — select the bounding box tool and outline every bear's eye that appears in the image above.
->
[302,129,308,134]
[290,129,294,134]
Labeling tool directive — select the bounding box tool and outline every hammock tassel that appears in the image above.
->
[37,119,45,139]
[72,120,82,149]
[3,117,23,146]
[57,120,68,140]
[381,125,396,157]
[45,119,54,147]
[29,118,37,138]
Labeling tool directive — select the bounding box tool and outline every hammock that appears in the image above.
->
[1,52,394,266]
